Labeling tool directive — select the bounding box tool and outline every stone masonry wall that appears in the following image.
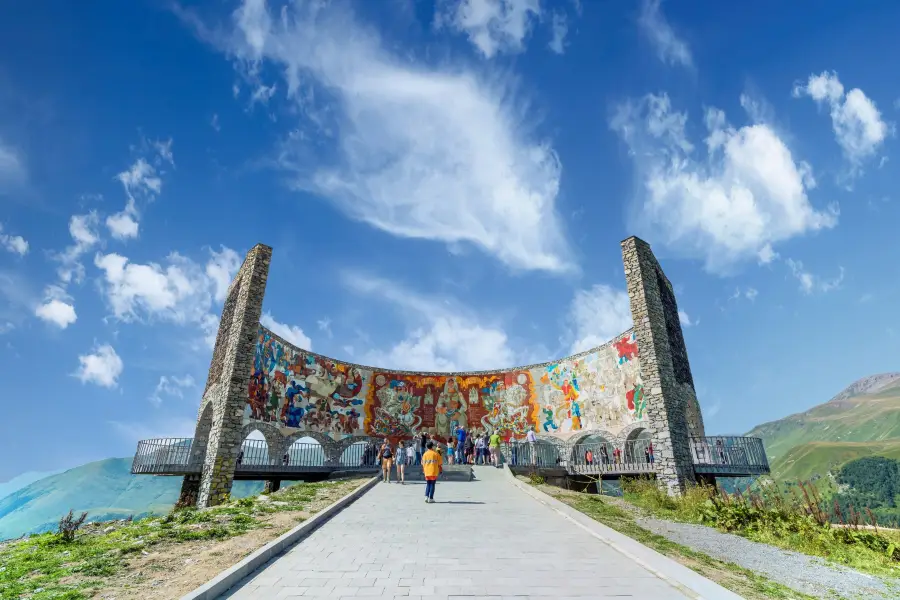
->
[195,244,272,508]
[621,237,697,494]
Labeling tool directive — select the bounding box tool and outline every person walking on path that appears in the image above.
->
[380,441,394,483]
[489,430,501,467]
[406,441,415,474]
[456,427,467,464]
[474,434,485,465]
[395,440,407,484]
[422,441,442,503]
[417,432,427,465]
[525,427,537,466]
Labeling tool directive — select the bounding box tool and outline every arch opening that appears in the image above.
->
[624,428,652,464]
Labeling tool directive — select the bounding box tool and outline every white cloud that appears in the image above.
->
[547,11,568,54]
[785,258,844,294]
[437,0,542,58]
[638,0,692,68]
[150,374,196,407]
[611,92,838,273]
[108,141,174,240]
[260,311,312,349]
[205,246,242,302]
[567,284,633,354]
[727,286,758,302]
[317,317,332,338]
[678,309,692,327]
[56,211,101,284]
[249,83,277,108]
[0,139,26,188]
[93,246,241,331]
[211,113,221,131]
[793,71,891,173]
[183,0,573,274]
[74,344,124,388]
[106,199,139,240]
[342,271,520,371]
[35,299,77,329]
[0,223,28,255]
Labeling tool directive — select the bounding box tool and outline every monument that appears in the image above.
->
[132,237,767,508]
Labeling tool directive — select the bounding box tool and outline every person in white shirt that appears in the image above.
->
[526,427,537,466]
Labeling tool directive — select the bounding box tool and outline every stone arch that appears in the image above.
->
[239,425,280,467]
[623,426,652,464]
[569,429,616,465]
[338,436,383,468]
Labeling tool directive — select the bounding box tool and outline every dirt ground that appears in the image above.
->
[88,478,367,600]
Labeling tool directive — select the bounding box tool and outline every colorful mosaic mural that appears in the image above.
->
[244,327,645,441]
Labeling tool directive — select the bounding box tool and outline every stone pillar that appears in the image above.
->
[621,236,698,495]
[195,244,273,508]
[263,479,281,494]
[176,475,201,509]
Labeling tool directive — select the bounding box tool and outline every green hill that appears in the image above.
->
[745,373,900,488]
[0,458,264,541]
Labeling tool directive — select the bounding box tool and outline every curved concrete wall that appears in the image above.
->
[245,325,646,443]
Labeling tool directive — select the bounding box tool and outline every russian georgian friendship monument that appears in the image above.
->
[132,237,769,507]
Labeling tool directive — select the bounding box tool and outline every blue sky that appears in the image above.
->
[1,0,899,483]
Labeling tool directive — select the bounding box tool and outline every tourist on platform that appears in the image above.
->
[395,441,407,484]
[525,427,537,466]
[474,435,485,465]
[456,427,467,464]
[465,437,475,464]
[584,448,593,466]
[418,432,427,465]
[237,450,244,466]
[380,441,393,483]
[489,430,501,467]
[613,446,621,465]
[422,441,442,503]
[406,441,415,473]
[446,438,454,465]
[646,442,655,464]
[282,452,290,466]
[600,444,609,465]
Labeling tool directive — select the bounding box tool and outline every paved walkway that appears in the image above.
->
[221,468,697,599]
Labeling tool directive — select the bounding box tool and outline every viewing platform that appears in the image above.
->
[131,435,769,482]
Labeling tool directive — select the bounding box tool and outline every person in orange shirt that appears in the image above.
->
[422,441,443,503]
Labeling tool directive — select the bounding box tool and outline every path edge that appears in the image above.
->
[503,467,745,600]
[179,476,380,600]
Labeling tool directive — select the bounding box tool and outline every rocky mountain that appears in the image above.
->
[0,458,264,541]
[747,374,900,486]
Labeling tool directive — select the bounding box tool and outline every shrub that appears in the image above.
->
[57,509,88,542]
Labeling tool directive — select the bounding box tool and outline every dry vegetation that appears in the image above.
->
[0,477,369,600]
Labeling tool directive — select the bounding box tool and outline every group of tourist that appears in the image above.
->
[367,426,508,502]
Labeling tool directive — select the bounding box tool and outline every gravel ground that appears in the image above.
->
[636,516,898,599]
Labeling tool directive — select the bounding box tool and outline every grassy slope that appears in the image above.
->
[0,458,263,541]
[747,382,900,485]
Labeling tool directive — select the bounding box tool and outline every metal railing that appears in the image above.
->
[132,435,769,478]
[690,436,769,475]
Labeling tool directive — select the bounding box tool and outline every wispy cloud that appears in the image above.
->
[178,0,575,275]
[638,0,692,69]
[793,71,892,179]
[785,259,844,294]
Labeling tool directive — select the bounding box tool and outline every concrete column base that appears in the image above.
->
[264,479,282,494]
[177,475,201,508]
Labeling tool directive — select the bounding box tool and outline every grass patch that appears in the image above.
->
[619,478,900,580]
[0,478,362,600]
[530,481,816,600]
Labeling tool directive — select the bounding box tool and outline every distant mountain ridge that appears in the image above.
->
[0,458,264,541]
[826,372,900,404]
[747,374,900,487]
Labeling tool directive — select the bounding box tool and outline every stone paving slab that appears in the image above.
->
[219,468,706,599]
